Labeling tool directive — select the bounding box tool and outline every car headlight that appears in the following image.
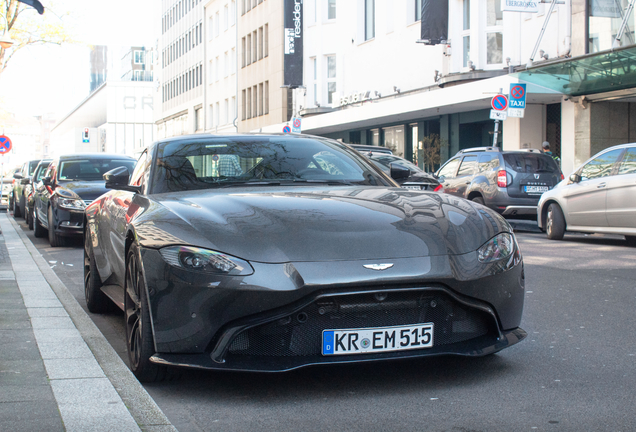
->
[58,198,86,210]
[477,233,515,263]
[160,246,254,276]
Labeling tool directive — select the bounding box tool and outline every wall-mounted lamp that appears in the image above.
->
[393,86,400,94]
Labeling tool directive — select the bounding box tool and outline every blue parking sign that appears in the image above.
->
[509,84,526,109]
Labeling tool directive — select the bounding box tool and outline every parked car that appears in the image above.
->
[85,134,525,382]
[368,153,442,191]
[435,147,563,219]
[7,166,22,212]
[1,173,13,210]
[348,144,393,155]
[538,143,636,245]
[12,159,42,218]
[25,159,52,230]
[33,153,136,246]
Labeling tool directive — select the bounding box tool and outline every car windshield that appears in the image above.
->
[503,153,560,173]
[57,159,136,182]
[371,155,424,173]
[151,136,391,194]
[28,161,40,176]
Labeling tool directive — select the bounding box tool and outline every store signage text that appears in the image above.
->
[339,90,378,107]
[502,0,539,13]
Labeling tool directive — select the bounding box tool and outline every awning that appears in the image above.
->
[513,46,636,97]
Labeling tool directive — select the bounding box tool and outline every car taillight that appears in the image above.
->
[560,173,564,180]
[433,184,443,192]
[497,170,508,188]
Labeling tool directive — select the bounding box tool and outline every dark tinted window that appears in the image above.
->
[152,137,390,194]
[579,149,623,181]
[28,161,40,176]
[57,159,136,181]
[34,163,51,182]
[457,155,478,176]
[618,148,636,175]
[372,155,423,173]
[503,153,559,173]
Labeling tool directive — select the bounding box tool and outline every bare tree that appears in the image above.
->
[1,0,72,77]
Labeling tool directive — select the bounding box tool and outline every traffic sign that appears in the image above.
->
[490,110,507,121]
[282,125,291,133]
[291,117,302,133]
[491,95,508,111]
[508,108,525,118]
[0,135,12,154]
[509,83,526,109]
[82,128,90,143]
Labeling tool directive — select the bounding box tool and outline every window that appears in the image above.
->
[247,87,252,119]
[242,90,246,119]
[241,37,246,67]
[224,51,229,77]
[327,55,336,104]
[215,102,220,126]
[258,83,263,116]
[264,24,269,57]
[231,48,236,73]
[215,56,220,81]
[364,0,375,40]
[258,26,264,60]
[246,33,252,64]
[328,0,336,19]
[264,81,269,114]
[215,12,220,37]
[437,158,460,178]
[618,148,636,175]
[224,5,228,31]
[579,149,624,180]
[312,57,318,105]
[486,0,503,65]
[224,99,229,124]
[208,16,214,40]
[415,0,421,21]
[195,108,203,131]
[457,156,478,176]
[253,85,258,118]
[462,0,470,68]
[231,0,236,25]
[253,30,258,61]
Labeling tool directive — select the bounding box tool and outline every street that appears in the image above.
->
[11,217,636,431]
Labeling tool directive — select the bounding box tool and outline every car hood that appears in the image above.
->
[57,181,109,201]
[136,186,510,263]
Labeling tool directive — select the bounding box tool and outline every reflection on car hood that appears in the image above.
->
[58,181,109,201]
[136,187,511,262]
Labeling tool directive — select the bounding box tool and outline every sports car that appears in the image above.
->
[84,134,526,382]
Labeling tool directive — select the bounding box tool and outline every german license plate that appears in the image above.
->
[322,323,433,356]
[402,185,424,190]
[524,185,549,193]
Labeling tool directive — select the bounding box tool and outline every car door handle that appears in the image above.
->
[597,183,607,188]
[465,181,470,184]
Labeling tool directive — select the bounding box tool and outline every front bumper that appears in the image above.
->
[52,207,85,237]
[139,241,525,371]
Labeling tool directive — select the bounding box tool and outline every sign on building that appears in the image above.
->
[590,0,621,17]
[509,83,526,109]
[283,0,303,87]
[501,0,539,13]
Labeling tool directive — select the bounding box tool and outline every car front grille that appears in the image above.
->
[227,290,493,357]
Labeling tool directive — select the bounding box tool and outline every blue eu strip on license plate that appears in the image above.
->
[322,323,434,356]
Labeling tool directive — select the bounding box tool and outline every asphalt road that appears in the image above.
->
[10,214,636,432]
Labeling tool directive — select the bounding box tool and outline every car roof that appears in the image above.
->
[56,153,135,161]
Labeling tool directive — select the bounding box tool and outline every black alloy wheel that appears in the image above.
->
[626,236,636,247]
[33,207,46,238]
[546,203,566,240]
[125,243,168,382]
[47,206,64,247]
[84,232,109,313]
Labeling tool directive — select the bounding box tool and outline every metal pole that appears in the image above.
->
[493,120,500,147]
[613,0,636,47]
[0,154,4,211]
[527,0,560,67]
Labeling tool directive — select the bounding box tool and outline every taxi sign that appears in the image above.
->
[291,117,302,133]
[0,135,12,154]
[509,84,527,109]
[491,95,508,111]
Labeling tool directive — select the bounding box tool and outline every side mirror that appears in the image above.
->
[42,176,54,187]
[104,166,141,193]
[569,173,581,183]
[20,178,31,185]
[390,163,411,181]
[13,173,23,180]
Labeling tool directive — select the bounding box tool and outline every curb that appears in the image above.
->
[3,214,176,432]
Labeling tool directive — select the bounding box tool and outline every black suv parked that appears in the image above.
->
[435,147,562,218]
[34,153,136,246]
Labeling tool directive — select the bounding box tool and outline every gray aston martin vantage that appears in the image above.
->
[84,134,526,382]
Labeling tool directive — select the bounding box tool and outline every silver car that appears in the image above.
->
[537,143,636,245]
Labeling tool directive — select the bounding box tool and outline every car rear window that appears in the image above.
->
[503,153,559,173]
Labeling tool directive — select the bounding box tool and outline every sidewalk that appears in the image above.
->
[0,213,176,432]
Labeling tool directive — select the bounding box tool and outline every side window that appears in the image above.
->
[618,148,636,175]
[45,163,57,181]
[130,151,148,187]
[579,149,624,181]
[478,154,493,172]
[457,155,478,176]
[437,158,460,179]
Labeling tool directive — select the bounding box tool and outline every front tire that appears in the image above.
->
[47,206,64,247]
[125,243,168,382]
[626,236,636,247]
[13,196,21,218]
[33,207,46,238]
[546,203,566,240]
[84,232,109,313]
